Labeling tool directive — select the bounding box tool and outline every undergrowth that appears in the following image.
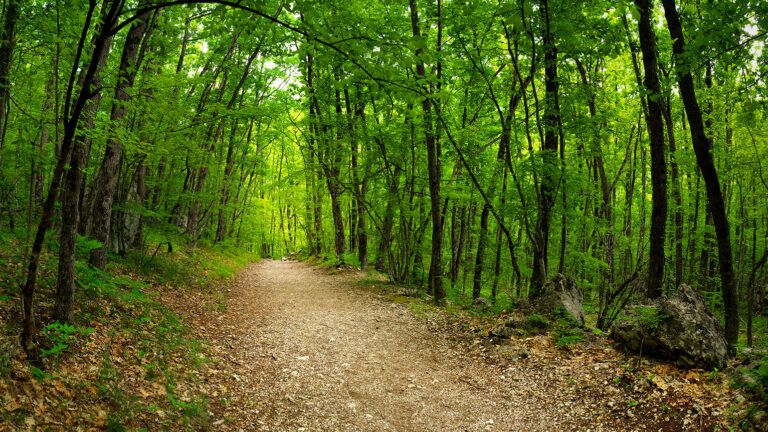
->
[0,227,256,430]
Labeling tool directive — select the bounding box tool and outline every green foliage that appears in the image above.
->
[553,306,581,328]
[708,368,720,383]
[552,307,584,349]
[30,366,51,382]
[40,322,94,359]
[555,330,584,349]
[734,356,768,404]
[623,305,668,330]
[0,341,10,376]
[524,313,550,332]
[76,235,104,257]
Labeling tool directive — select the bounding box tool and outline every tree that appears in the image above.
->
[409,0,445,303]
[660,0,738,349]
[55,1,116,323]
[530,0,561,297]
[0,0,19,150]
[634,0,668,299]
[88,5,153,269]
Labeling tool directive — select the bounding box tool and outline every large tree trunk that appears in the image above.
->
[635,0,667,299]
[661,0,738,349]
[88,7,152,269]
[55,20,115,323]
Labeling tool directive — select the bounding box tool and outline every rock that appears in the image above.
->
[610,284,727,369]
[489,320,524,339]
[397,287,421,298]
[532,274,585,326]
[501,345,530,360]
[489,314,549,340]
[472,297,492,309]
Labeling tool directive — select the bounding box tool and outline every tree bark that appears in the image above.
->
[473,204,490,300]
[662,93,684,287]
[0,0,19,150]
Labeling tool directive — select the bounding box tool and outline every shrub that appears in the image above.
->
[734,355,768,404]
[525,313,550,331]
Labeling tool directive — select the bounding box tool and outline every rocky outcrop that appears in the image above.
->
[532,274,585,326]
[611,284,728,370]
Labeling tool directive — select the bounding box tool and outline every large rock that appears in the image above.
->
[532,274,585,326]
[611,284,728,370]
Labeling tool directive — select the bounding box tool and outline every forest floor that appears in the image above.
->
[184,259,746,432]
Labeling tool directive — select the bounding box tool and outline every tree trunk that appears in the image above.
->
[661,0,739,349]
[473,204,490,300]
[662,95,684,287]
[409,0,444,302]
[88,6,152,269]
[21,0,117,354]
[55,20,114,323]
[349,90,369,269]
[635,0,668,299]
[0,0,19,150]
[530,0,561,298]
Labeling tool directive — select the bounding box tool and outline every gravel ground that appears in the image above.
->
[194,260,731,432]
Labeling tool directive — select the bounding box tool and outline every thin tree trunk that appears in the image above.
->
[473,204,490,300]
[0,0,19,150]
[635,0,667,299]
[409,0,444,302]
[747,220,766,346]
[662,95,684,287]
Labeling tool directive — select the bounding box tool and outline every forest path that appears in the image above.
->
[200,260,654,431]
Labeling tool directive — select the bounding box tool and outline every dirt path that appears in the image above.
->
[200,260,724,431]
